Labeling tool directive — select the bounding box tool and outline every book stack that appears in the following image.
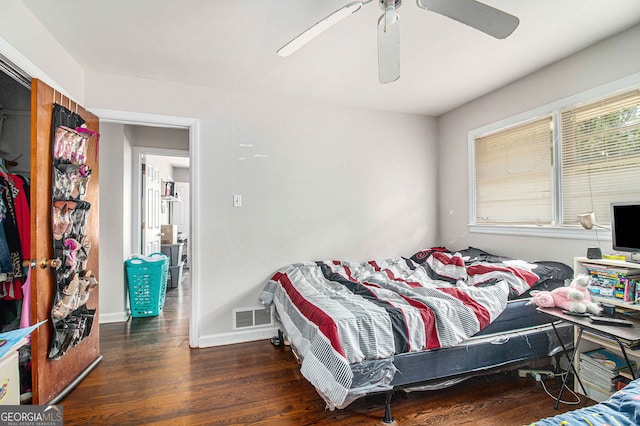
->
[579,347,635,401]
[584,264,640,302]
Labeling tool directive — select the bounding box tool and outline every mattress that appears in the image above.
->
[390,302,572,387]
[477,297,554,335]
[340,300,573,407]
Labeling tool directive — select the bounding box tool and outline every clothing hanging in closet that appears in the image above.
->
[0,165,30,331]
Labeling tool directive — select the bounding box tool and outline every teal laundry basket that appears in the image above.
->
[125,253,169,317]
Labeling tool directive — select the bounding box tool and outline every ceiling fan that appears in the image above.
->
[277,0,520,84]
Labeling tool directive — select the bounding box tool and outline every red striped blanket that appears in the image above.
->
[260,248,550,408]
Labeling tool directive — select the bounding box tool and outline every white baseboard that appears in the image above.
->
[98,311,130,324]
[197,326,278,348]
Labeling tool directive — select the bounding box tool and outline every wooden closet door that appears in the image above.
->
[30,78,101,404]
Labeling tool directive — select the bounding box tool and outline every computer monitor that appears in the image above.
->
[611,201,640,261]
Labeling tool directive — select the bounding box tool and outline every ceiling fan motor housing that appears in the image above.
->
[379,0,402,10]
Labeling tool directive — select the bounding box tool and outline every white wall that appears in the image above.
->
[86,72,438,344]
[173,167,189,183]
[0,1,85,102]
[437,24,640,268]
[98,123,132,323]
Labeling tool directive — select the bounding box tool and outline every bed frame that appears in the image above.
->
[280,299,574,422]
[379,300,573,422]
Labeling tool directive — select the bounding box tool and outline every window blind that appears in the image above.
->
[561,89,640,226]
[474,117,553,224]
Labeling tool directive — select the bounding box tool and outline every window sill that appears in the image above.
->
[468,224,612,241]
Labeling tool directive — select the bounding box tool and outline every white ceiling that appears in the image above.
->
[147,154,190,169]
[23,0,640,116]
[167,157,190,169]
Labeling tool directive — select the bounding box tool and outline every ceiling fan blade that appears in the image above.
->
[417,0,519,39]
[377,14,400,84]
[277,1,371,57]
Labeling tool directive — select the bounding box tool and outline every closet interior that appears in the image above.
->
[0,67,32,403]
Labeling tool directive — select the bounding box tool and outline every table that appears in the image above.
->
[537,307,640,409]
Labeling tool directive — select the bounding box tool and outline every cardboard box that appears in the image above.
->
[161,224,177,244]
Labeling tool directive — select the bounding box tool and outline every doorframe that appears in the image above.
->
[92,109,201,349]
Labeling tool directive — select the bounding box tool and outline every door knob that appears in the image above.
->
[40,258,62,269]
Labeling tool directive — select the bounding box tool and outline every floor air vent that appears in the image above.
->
[233,307,273,330]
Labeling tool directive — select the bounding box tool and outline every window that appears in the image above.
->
[471,86,640,232]
[474,117,553,225]
[560,89,640,226]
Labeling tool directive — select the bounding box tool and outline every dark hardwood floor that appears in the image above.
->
[59,272,593,425]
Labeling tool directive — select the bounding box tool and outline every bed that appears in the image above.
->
[260,247,574,422]
[530,378,640,425]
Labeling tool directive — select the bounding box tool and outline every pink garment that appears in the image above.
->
[20,268,32,344]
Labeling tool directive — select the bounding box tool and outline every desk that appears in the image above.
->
[537,307,640,409]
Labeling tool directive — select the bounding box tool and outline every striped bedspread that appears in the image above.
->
[260,248,547,408]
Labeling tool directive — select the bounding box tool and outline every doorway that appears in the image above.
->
[140,151,190,291]
[97,111,200,348]
[132,147,190,255]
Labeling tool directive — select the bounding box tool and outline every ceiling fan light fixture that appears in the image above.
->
[383,0,398,29]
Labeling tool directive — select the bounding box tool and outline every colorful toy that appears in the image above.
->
[529,274,602,314]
